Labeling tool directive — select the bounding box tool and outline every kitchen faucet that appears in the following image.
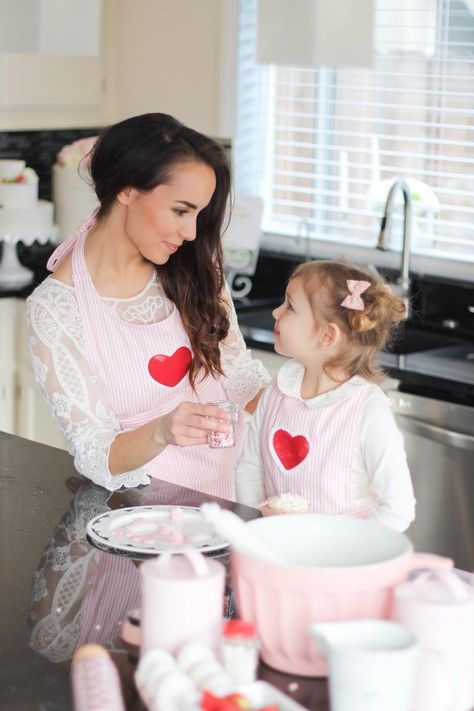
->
[376,178,412,317]
[297,219,312,262]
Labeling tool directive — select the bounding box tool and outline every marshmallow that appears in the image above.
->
[177,641,216,673]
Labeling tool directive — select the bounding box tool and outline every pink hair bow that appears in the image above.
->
[340,280,371,311]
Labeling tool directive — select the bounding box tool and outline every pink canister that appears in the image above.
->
[391,569,474,711]
[140,547,225,657]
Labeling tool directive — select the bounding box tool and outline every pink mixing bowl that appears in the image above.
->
[231,515,452,677]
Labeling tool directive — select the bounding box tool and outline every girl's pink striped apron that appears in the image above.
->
[48,225,245,501]
[261,381,378,517]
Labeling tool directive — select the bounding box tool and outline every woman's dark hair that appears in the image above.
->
[88,113,232,387]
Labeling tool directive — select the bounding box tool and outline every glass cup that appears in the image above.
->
[208,401,239,449]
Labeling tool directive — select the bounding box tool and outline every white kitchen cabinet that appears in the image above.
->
[15,299,67,449]
[0,0,104,113]
[0,298,67,448]
[0,53,104,110]
[0,298,18,433]
[15,358,67,449]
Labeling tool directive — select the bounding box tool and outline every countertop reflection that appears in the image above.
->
[0,431,328,710]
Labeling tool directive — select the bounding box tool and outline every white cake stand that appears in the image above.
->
[0,227,58,290]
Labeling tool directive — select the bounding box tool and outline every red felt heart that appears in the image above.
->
[148,347,192,387]
[273,429,309,470]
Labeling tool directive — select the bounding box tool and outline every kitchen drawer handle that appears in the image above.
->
[397,416,474,452]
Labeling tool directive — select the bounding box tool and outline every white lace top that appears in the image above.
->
[26,275,270,491]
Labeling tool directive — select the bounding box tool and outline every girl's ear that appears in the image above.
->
[318,321,343,349]
[117,186,135,206]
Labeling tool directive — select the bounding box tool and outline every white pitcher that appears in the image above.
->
[310,620,419,711]
[391,569,474,711]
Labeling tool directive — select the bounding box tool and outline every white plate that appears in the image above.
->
[86,505,229,559]
[182,681,309,710]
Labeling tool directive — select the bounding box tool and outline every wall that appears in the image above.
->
[0,0,226,136]
[112,0,224,136]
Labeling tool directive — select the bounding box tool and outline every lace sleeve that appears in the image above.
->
[28,485,110,662]
[25,279,150,491]
[219,282,272,407]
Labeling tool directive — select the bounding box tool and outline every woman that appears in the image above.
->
[26,113,270,499]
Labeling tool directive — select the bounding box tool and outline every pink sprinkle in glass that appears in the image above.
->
[208,401,239,449]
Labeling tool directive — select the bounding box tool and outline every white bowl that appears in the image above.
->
[242,514,412,567]
[0,159,25,180]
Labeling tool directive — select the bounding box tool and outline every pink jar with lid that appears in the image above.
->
[140,548,225,657]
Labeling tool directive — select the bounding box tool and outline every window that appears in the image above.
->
[234,0,474,263]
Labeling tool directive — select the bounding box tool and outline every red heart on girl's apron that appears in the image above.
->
[148,347,192,387]
[273,429,309,470]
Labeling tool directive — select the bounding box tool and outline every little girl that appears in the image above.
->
[236,260,416,532]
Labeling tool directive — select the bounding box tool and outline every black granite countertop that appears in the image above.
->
[0,432,328,710]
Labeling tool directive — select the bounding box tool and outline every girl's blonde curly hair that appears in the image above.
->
[291,260,406,382]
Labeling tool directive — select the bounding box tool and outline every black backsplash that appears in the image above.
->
[0,127,103,200]
[0,128,231,202]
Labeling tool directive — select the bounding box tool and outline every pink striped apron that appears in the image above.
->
[75,554,141,650]
[48,223,245,501]
[48,218,244,654]
[261,381,378,516]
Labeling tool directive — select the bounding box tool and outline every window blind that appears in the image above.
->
[234,0,474,262]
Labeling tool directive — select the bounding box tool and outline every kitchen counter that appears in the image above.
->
[0,432,329,710]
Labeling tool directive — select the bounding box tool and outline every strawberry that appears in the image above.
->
[200,690,222,710]
[200,690,246,711]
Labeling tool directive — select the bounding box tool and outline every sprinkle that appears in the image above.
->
[208,430,235,448]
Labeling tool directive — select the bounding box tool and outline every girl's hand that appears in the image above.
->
[152,402,233,448]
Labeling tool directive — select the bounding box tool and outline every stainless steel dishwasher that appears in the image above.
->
[387,389,474,571]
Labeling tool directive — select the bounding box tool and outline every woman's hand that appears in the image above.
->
[109,402,235,475]
[152,402,233,448]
